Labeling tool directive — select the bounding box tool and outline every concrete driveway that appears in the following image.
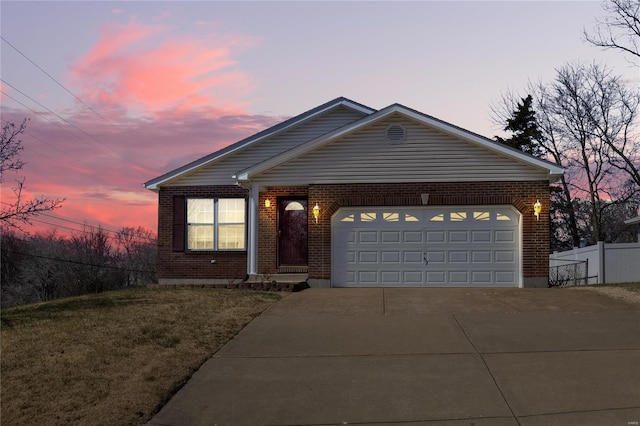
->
[148,288,640,426]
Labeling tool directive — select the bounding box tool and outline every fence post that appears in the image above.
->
[597,242,605,284]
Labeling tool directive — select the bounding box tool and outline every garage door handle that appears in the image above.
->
[423,253,429,266]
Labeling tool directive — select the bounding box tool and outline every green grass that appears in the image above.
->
[1,287,283,426]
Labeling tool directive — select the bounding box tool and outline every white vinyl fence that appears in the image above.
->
[550,242,640,285]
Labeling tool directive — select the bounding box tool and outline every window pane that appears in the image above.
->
[474,211,490,221]
[187,199,214,223]
[360,213,376,222]
[188,225,214,250]
[218,199,246,223]
[218,224,245,249]
[450,212,467,221]
[383,212,399,222]
[405,214,420,222]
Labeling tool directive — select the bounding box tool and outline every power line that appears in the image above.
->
[0,35,112,123]
[10,250,155,274]
[1,90,86,146]
[38,213,156,241]
[1,79,121,158]
[29,218,156,244]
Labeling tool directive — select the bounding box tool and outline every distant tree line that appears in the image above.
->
[1,225,157,308]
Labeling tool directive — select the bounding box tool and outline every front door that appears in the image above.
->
[278,198,308,266]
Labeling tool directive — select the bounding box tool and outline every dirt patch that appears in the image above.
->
[570,285,640,306]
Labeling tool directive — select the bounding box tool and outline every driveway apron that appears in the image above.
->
[148,288,640,426]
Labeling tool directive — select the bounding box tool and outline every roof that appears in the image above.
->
[235,103,565,182]
[143,97,376,190]
[625,216,640,225]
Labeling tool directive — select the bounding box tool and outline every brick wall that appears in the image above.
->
[157,185,249,282]
[159,181,551,287]
[257,181,550,286]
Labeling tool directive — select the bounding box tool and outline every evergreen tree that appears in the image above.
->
[495,95,544,157]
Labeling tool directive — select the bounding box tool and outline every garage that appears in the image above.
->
[331,206,521,287]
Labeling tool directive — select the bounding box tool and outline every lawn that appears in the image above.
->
[1,287,283,426]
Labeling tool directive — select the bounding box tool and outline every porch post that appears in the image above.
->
[248,184,259,276]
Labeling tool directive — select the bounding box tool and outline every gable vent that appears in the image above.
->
[386,124,406,144]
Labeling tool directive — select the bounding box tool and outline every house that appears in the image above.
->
[144,97,564,288]
[625,216,640,242]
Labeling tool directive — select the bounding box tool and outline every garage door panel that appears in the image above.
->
[449,251,469,263]
[495,230,516,242]
[472,230,492,242]
[381,231,400,243]
[472,251,492,263]
[449,271,470,284]
[403,271,424,284]
[381,251,401,263]
[495,251,515,263]
[426,251,446,263]
[403,231,423,243]
[426,231,445,243]
[448,231,469,243]
[358,251,378,263]
[472,271,492,284]
[358,271,378,283]
[426,271,446,284]
[381,271,401,284]
[358,231,378,243]
[403,251,423,263]
[332,206,520,287]
[496,271,516,284]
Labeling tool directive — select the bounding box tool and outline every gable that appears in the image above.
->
[144,98,374,189]
[249,114,556,185]
[164,105,369,187]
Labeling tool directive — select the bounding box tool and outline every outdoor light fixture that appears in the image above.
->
[534,200,542,221]
[313,203,320,223]
[264,199,271,208]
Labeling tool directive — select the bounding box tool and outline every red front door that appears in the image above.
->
[278,198,308,266]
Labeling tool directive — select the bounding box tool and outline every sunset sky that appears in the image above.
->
[1,1,638,238]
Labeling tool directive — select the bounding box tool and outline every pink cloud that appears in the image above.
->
[0,108,280,237]
[70,19,255,116]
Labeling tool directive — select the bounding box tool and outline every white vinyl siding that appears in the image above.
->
[252,116,550,185]
[167,106,367,186]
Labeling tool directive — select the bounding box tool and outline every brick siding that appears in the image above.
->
[157,185,249,281]
[159,181,550,286]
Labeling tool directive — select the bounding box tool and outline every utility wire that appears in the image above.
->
[29,218,156,244]
[1,79,121,157]
[38,213,156,241]
[10,250,155,274]
[0,35,112,123]
[1,90,86,145]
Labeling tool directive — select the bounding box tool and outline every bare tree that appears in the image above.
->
[115,226,157,286]
[493,62,639,247]
[538,63,639,243]
[584,0,640,64]
[1,119,64,228]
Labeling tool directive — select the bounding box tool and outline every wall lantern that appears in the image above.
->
[534,200,542,221]
[313,203,320,223]
[264,199,271,208]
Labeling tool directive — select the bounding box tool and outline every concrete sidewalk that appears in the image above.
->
[148,288,640,426]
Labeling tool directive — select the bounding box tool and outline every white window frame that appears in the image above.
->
[186,198,246,251]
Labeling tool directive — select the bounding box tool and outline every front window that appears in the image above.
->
[187,198,246,250]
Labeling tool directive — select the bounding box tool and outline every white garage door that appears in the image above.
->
[331,206,521,287]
